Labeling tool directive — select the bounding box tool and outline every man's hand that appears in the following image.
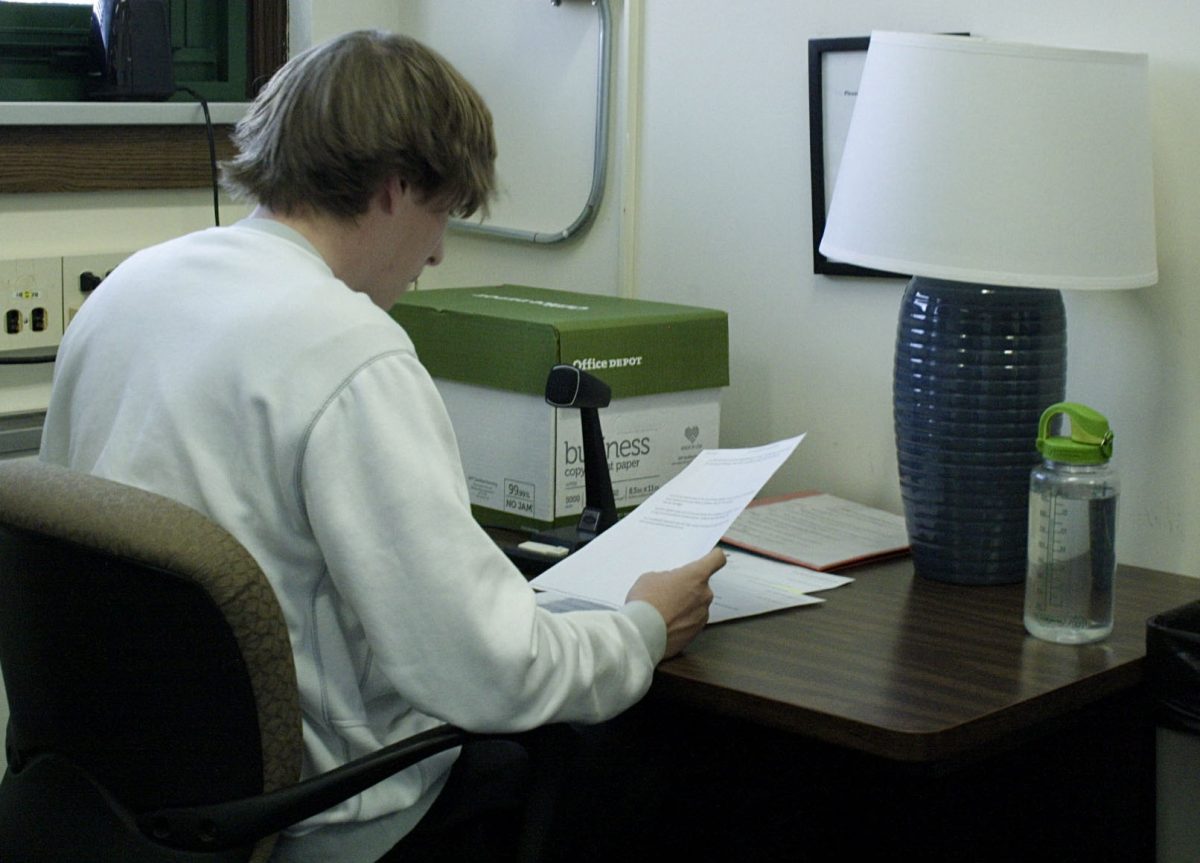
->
[625,548,726,659]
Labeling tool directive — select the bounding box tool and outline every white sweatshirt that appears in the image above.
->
[40,220,666,861]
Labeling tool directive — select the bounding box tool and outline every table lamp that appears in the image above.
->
[819,32,1157,585]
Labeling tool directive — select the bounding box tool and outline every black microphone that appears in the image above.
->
[545,364,611,409]
[540,364,618,545]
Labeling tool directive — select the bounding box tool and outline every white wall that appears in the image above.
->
[634,0,1200,576]
[403,0,1200,578]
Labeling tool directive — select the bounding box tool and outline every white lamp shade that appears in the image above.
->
[819,32,1158,290]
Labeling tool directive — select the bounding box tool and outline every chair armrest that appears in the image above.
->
[139,724,473,852]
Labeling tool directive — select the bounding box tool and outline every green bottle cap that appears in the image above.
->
[1036,402,1113,465]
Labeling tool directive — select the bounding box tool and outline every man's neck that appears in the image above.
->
[249,204,375,295]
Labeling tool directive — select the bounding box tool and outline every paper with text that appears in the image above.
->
[705,549,852,622]
[722,492,909,570]
[535,548,850,622]
[530,435,804,608]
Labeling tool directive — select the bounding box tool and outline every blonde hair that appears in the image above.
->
[221,31,496,220]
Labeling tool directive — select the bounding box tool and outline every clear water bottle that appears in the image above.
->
[1024,402,1119,644]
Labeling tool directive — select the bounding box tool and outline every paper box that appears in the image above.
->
[390,285,729,529]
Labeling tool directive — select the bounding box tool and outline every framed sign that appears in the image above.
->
[807,36,904,278]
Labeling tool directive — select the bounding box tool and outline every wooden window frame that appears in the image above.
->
[0,0,286,194]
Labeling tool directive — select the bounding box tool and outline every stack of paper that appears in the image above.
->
[721,492,909,570]
[531,435,855,622]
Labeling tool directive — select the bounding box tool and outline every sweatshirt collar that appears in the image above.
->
[235,216,323,261]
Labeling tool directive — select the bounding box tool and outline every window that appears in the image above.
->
[0,0,286,193]
[0,0,256,102]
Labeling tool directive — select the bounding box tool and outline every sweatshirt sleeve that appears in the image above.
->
[298,349,665,732]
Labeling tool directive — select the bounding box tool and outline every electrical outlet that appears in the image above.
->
[62,252,131,329]
[0,258,63,354]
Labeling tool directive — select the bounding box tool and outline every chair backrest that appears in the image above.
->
[0,459,302,862]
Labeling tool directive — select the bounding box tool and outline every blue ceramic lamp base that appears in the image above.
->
[894,277,1066,585]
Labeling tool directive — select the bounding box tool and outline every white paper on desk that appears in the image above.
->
[533,544,851,622]
[529,434,805,608]
[706,549,853,622]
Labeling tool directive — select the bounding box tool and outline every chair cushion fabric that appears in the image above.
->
[0,460,302,801]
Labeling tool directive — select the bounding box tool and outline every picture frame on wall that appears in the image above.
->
[807,35,905,278]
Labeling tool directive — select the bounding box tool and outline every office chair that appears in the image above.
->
[0,459,560,863]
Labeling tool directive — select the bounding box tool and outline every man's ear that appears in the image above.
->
[378,175,408,215]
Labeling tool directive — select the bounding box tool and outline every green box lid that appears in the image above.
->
[390,285,729,398]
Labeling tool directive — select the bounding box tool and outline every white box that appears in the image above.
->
[439,380,721,526]
[390,285,729,529]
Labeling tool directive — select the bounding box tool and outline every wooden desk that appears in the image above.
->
[635,560,1198,861]
[652,559,1199,763]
